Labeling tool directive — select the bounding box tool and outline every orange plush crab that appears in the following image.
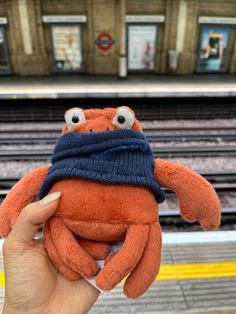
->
[0,107,221,298]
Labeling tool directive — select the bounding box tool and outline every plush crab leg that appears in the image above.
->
[49,216,100,278]
[96,224,149,291]
[44,221,81,281]
[45,222,110,279]
[155,159,221,230]
[0,166,49,237]
[78,238,111,260]
[124,221,162,298]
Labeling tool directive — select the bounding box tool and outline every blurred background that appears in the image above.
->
[0,0,236,313]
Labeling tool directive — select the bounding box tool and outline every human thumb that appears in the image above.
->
[7,192,61,244]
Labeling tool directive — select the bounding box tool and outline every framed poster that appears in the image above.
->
[0,27,10,74]
[196,25,230,73]
[128,25,157,71]
[51,25,83,72]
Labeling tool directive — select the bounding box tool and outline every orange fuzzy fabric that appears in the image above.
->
[0,107,221,298]
[0,166,49,237]
[155,159,221,231]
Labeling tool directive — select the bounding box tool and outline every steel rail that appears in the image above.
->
[1,176,235,228]
[144,126,236,132]
[159,207,236,228]
[1,172,236,191]
[1,145,236,159]
[1,171,236,185]
[1,133,236,144]
[0,186,235,226]
[0,130,60,134]
[159,207,236,217]
[0,182,235,215]
[0,185,234,195]
[146,133,236,142]
[0,137,57,144]
[155,146,236,157]
[1,126,236,134]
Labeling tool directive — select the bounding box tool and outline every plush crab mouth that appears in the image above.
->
[63,218,127,242]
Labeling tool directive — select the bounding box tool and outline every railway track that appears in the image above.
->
[1,171,236,197]
[0,172,232,185]
[0,173,235,231]
[1,125,236,147]
[0,181,234,229]
[0,145,236,160]
[1,182,235,193]
[1,97,236,121]
[0,178,235,225]
[159,207,236,230]
[1,132,236,144]
[1,126,236,134]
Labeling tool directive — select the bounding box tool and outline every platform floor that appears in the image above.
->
[0,75,236,99]
[0,231,236,313]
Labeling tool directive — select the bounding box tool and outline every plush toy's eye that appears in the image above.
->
[64,108,86,131]
[112,108,135,129]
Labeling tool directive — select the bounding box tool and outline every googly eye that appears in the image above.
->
[112,107,135,129]
[64,108,86,131]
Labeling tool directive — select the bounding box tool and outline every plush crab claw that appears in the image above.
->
[154,159,221,230]
[0,167,49,237]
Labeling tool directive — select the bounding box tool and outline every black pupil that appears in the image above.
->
[72,116,79,123]
[118,115,125,124]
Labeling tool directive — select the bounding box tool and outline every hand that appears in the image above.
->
[2,192,100,314]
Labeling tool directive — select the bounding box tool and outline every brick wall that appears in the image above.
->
[1,0,236,76]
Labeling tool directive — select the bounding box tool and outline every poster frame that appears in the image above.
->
[49,23,84,73]
[196,24,231,74]
[0,26,11,75]
[126,23,158,73]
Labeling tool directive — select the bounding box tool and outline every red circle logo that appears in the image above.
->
[95,33,114,51]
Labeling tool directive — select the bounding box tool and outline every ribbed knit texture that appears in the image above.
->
[39,129,165,203]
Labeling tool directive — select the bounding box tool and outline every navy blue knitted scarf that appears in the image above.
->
[39,129,165,203]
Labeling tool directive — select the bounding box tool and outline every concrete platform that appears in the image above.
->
[90,234,236,313]
[0,75,236,99]
[0,231,235,313]
[135,309,236,314]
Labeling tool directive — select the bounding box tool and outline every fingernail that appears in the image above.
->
[40,192,61,206]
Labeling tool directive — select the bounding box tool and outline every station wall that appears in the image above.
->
[0,0,236,76]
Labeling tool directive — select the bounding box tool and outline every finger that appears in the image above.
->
[8,192,61,244]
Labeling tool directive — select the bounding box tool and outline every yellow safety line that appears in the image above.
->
[0,272,4,288]
[157,261,236,280]
[0,261,236,288]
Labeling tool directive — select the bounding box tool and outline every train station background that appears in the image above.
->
[0,1,236,313]
[0,0,236,76]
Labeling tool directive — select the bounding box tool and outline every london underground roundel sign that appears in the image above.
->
[95,33,114,51]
